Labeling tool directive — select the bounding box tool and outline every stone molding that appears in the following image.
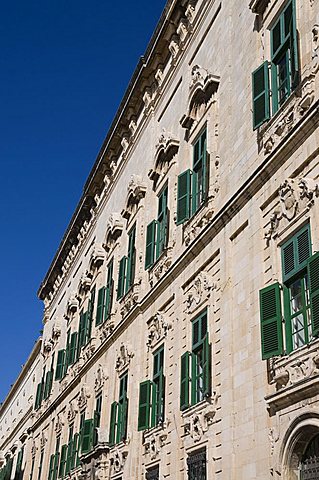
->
[94,364,108,392]
[67,401,78,423]
[264,177,319,243]
[121,175,147,221]
[115,343,134,374]
[184,270,215,314]
[147,313,172,349]
[103,213,124,253]
[77,384,91,410]
[182,392,220,443]
[148,245,174,288]
[98,318,115,343]
[183,198,215,247]
[148,129,179,189]
[119,280,142,317]
[143,424,168,460]
[64,294,79,322]
[109,445,129,475]
[89,244,105,272]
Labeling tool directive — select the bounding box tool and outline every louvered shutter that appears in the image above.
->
[308,252,319,337]
[105,260,114,320]
[65,438,72,475]
[177,170,191,225]
[96,287,106,326]
[34,382,43,410]
[48,454,55,480]
[252,62,270,129]
[138,381,152,431]
[203,334,212,398]
[71,433,79,470]
[259,283,284,359]
[58,445,67,478]
[69,332,78,365]
[180,352,190,410]
[119,397,128,442]
[109,402,118,446]
[296,226,311,267]
[52,452,60,480]
[55,350,65,380]
[289,0,299,87]
[145,220,157,269]
[81,419,94,454]
[117,256,127,300]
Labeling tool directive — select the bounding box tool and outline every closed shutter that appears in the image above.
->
[259,283,284,359]
[203,334,212,398]
[145,220,157,269]
[81,419,94,454]
[96,287,106,326]
[34,382,43,410]
[44,370,53,400]
[87,287,95,341]
[68,332,78,365]
[52,452,60,480]
[289,0,299,87]
[119,397,128,442]
[282,224,311,281]
[71,433,79,470]
[308,252,319,337]
[138,381,152,431]
[180,352,190,410]
[48,454,55,480]
[14,448,23,480]
[126,227,136,293]
[252,62,270,129]
[83,311,89,345]
[109,402,118,446]
[105,260,114,320]
[65,438,73,475]
[177,170,191,225]
[117,256,127,300]
[55,350,65,381]
[58,445,67,478]
[77,311,86,351]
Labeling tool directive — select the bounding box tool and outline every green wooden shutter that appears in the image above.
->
[203,335,212,398]
[105,260,114,320]
[71,433,79,470]
[34,382,43,410]
[52,453,60,480]
[55,350,65,380]
[68,332,78,365]
[202,136,208,201]
[296,225,311,267]
[126,227,136,293]
[86,288,95,341]
[145,220,157,269]
[83,311,89,345]
[119,397,128,442]
[44,370,53,400]
[177,170,191,225]
[58,445,67,478]
[138,381,152,431]
[252,62,270,129]
[117,256,127,300]
[14,448,24,480]
[289,0,299,87]
[96,287,106,326]
[180,352,190,410]
[81,419,94,454]
[259,283,284,359]
[48,455,55,480]
[308,252,319,337]
[65,438,73,475]
[109,402,118,446]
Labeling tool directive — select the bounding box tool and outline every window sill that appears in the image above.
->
[182,197,215,246]
[181,393,220,442]
[258,72,316,156]
[148,244,174,288]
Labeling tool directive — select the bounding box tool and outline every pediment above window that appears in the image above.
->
[121,175,147,220]
[77,271,92,298]
[64,293,79,321]
[103,213,124,252]
[180,65,219,133]
[89,244,105,272]
[148,130,179,188]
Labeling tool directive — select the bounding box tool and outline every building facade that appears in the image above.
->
[1,0,319,479]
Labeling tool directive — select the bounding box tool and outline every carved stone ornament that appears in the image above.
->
[147,313,172,349]
[119,279,142,317]
[183,201,215,246]
[42,339,53,356]
[249,0,270,14]
[183,393,220,442]
[83,337,97,361]
[185,271,215,313]
[312,24,319,74]
[99,318,115,342]
[52,322,61,341]
[148,245,174,288]
[95,364,108,392]
[89,244,105,272]
[110,447,129,474]
[31,441,37,458]
[115,343,134,373]
[144,429,168,460]
[148,130,179,187]
[95,452,110,480]
[103,213,124,253]
[143,87,155,116]
[265,177,319,242]
[67,401,78,423]
[121,175,147,220]
[55,413,64,434]
[77,271,92,299]
[268,427,280,456]
[77,384,91,410]
[180,65,219,132]
[64,294,79,321]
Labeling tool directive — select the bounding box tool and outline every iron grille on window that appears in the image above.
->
[146,465,159,480]
[187,450,206,480]
[300,456,319,480]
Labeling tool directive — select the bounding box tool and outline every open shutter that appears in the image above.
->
[105,260,114,320]
[289,0,299,87]
[81,419,94,455]
[308,252,319,337]
[145,220,157,269]
[126,228,136,293]
[203,335,212,398]
[14,448,23,480]
[58,445,67,478]
[202,136,208,201]
[34,382,43,410]
[44,370,53,399]
[259,283,283,359]
[87,288,95,341]
[55,350,65,380]
[109,402,118,446]
[252,62,270,129]
[177,170,191,225]
[96,287,106,326]
[52,453,60,480]
[71,433,79,470]
[69,332,78,365]
[48,454,55,480]
[138,381,152,431]
[117,256,127,300]
[65,438,73,475]
[119,397,128,442]
[180,352,190,410]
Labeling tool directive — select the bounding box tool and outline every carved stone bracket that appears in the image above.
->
[110,447,129,475]
[55,413,64,434]
[52,322,61,341]
[77,272,92,299]
[148,130,179,188]
[95,364,108,392]
[184,271,216,314]
[103,213,124,253]
[249,0,270,14]
[143,425,168,460]
[77,384,91,410]
[119,280,141,317]
[180,65,219,133]
[95,451,110,480]
[147,313,172,349]
[148,245,174,288]
[40,431,48,450]
[64,294,79,322]
[99,318,115,343]
[115,343,134,374]
[183,393,220,442]
[312,24,319,74]
[264,177,319,242]
[83,337,97,361]
[89,244,105,272]
[121,175,147,221]
[67,401,78,423]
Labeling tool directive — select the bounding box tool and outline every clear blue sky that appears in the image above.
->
[0,0,166,403]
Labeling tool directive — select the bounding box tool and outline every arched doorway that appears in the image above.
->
[300,434,319,479]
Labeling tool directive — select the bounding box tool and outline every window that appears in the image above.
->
[14,447,24,480]
[187,450,207,480]
[138,346,165,431]
[43,355,54,401]
[180,310,211,410]
[177,129,207,225]
[145,187,169,269]
[259,224,319,359]
[93,394,102,446]
[48,437,60,480]
[37,450,44,480]
[146,465,159,480]
[109,373,129,446]
[0,455,13,480]
[117,225,136,299]
[96,259,114,326]
[252,0,299,129]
